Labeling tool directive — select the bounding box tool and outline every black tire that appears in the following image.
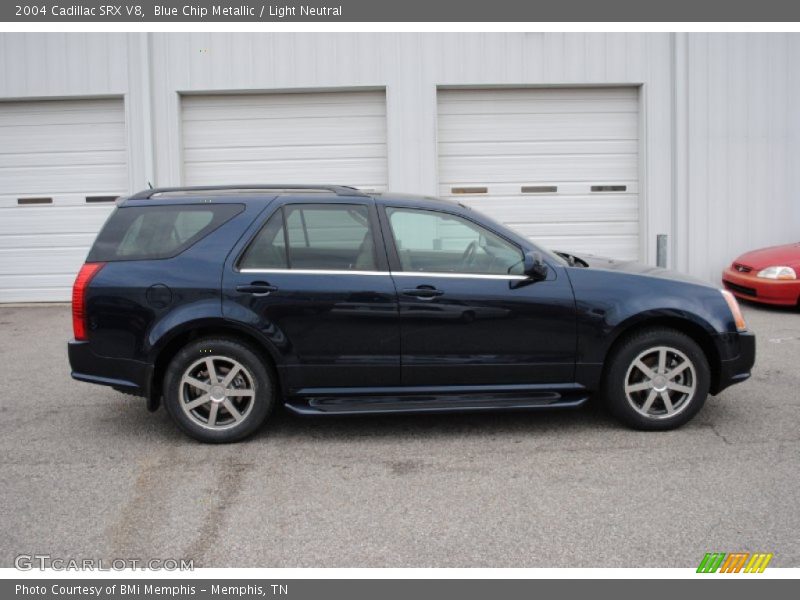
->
[163,337,275,443]
[601,327,710,431]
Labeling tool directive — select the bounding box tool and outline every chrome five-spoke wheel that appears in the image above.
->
[179,356,256,430]
[624,345,697,419]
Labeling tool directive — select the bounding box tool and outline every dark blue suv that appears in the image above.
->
[68,184,755,443]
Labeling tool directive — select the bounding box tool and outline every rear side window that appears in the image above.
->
[239,204,377,271]
[88,204,243,262]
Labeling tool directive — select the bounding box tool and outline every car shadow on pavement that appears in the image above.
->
[246,400,620,443]
[113,396,621,444]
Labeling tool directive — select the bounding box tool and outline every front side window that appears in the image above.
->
[387,208,524,275]
[240,204,377,271]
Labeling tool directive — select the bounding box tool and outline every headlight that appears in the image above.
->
[720,290,747,332]
[756,266,796,280]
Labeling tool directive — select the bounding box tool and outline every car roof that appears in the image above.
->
[119,185,464,211]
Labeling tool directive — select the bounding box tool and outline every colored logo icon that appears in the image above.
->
[697,552,773,573]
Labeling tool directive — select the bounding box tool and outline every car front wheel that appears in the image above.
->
[163,338,274,443]
[602,328,710,430]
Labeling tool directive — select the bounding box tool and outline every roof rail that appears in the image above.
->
[128,184,368,200]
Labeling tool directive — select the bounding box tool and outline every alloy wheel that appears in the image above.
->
[623,345,697,419]
[179,356,256,430]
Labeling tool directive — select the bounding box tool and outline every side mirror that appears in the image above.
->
[523,251,548,281]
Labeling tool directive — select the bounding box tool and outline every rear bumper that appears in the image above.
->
[722,267,800,306]
[712,330,756,394]
[68,340,152,398]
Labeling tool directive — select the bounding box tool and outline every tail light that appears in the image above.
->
[72,262,105,341]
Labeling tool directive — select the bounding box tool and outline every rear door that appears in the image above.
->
[223,199,400,392]
[379,205,576,386]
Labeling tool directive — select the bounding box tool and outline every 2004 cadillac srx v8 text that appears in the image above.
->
[68,185,755,443]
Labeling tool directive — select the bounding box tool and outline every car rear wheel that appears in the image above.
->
[602,328,709,430]
[163,338,274,443]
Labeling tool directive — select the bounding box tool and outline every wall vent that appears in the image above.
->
[17,197,53,205]
[521,186,557,194]
[85,196,118,203]
[451,186,488,194]
[591,185,627,192]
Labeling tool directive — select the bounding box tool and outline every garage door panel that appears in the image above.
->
[0,98,124,127]
[438,87,639,261]
[438,87,638,104]
[0,98,127,302]
[439,183,639,196]
[0,194,119,209]
[508,221,639,237]
[184,143,385,164]
[439,155,638,184]
[0,165,127,196]
[0,247,89,275]
[0,149,128,169]
[0,231,106,302]
[183,101,386,122]
[440,98,638,115]
[0,283,74,303]
[183,116,386,149]
[0,206,114,234]
[438,113,637,142]
[184,158,387,187]
[457,195,638,223]
[182,91,387,190]
[1,123,126,153]
[183,91,386,111]
[0,233,97,249]
[441,139,638,157]
[185,125,386,154]
[532,235,639,258]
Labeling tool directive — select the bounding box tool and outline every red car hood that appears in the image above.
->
[734,242,800,270]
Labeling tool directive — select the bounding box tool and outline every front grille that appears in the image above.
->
[734,263,753,273]
[724,280,757,297]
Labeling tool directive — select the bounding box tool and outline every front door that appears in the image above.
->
[223,201,400,391]
[380,206,576,386]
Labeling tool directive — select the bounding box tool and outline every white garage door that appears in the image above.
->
[0,98,128,302]
[437,87,640,260]
[181,91,387,191]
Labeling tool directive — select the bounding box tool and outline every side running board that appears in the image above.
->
[283,384,589,416]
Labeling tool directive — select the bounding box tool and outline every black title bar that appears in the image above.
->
[4,0,800,22]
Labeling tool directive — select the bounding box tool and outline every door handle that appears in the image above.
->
[401,286,444,299]
[236,282,278,296]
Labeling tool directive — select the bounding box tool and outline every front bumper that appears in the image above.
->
[722,267,800,306]
[712,330,756,394]
[68,340,153,398]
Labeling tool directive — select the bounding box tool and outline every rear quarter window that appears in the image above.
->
[87,204,243,262]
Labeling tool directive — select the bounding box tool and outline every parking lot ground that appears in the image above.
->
[0,302,798,568]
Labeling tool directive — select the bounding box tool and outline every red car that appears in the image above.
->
[722,242,800,306]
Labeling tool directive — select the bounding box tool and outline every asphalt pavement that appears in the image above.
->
[1,302,798,567]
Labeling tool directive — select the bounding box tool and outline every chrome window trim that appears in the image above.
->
[238,268,527,280]
[239,268,388,276]
[392,271,527,281]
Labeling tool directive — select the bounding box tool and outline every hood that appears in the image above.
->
[733,242,800,270]
[557,251,713,287]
